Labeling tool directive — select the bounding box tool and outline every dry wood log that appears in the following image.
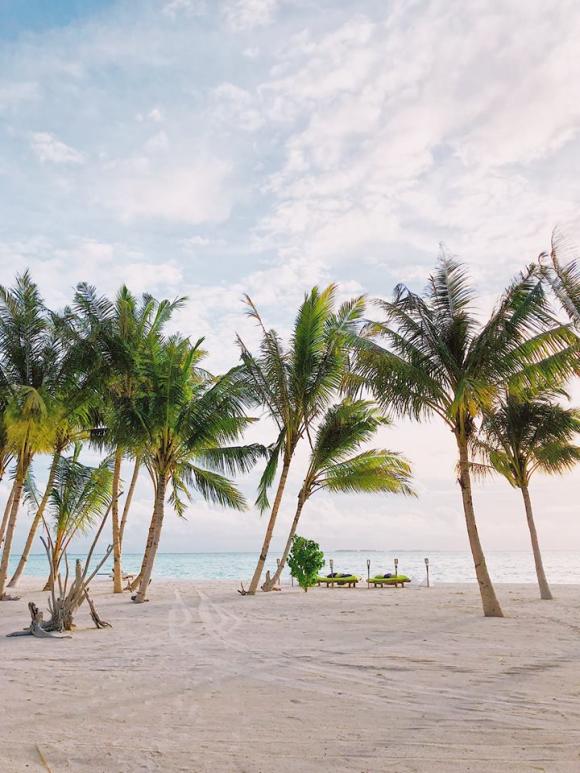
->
[84,588,111,629]
[6,602,71,639]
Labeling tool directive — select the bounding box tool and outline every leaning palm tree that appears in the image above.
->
[132,335,264,603]
[268,399,414,587]
[73,283,185,593]
[0,273,67,600]
[41,445,113,588]
[474,391,579,600]
[352,255,578,617]
[239,286,366,594]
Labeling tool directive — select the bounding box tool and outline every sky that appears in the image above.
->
[0,0,578,558]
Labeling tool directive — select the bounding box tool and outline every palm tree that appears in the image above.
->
[7,407,93,588]
[73,283,185,593]
[268,399,414,587]
[7,298,104,588]
[0,273,67,600]
[132,335,264,603]
[539,229,579,327]
[474,391,579,600]
[239,286,366,594]
[0,415,15,547]
[352,255,578,617]
[41,445,113,587]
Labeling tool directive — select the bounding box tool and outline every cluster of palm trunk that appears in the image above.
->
[0,230,577,617]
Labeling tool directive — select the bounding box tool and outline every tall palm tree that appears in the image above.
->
[268,399,414,587]
[474,392,579,600]
[239,286,366,594]
[40,445,113,587]
[133,335,264,603]
[7,297,104,587]
[352,256,578,617]
[73,283,185,593]
[0,273,67,600]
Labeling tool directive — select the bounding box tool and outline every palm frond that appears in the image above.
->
[317,449,414,496]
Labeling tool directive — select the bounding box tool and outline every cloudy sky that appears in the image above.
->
[1,0,579,557]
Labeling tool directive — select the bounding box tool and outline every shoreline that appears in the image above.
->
[6,575,580,588]
[2,580,580,771]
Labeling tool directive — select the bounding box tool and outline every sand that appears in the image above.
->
[1,579,579,773]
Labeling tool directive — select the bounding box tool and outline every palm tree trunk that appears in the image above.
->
[44,529,64,591]
[0,453,29,599]
[119,456,140,550]
[457,437,503,618]
[133,474,166,603]
[0,480,17,549]
[111,447,123,594]
[247,458,291,595]
[8,449,60,588]
[263,490,306,590]
[521,484,553,600]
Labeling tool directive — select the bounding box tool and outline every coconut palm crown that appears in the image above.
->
[474,390,579,599]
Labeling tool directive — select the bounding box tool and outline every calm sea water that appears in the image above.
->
[8,549,579,584]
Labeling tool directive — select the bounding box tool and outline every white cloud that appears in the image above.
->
[163,0,206,19]
[182,235,211,248]
[223,0,280,31]
[0,81,38,110]
[144,130,169,152]
[103,157,233,224]
[148,107,164,123]
[212,82,264,131]
[29,132,85,165]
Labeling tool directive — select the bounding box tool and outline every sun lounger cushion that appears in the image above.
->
[316,575,359,584]
[368,575,410,585]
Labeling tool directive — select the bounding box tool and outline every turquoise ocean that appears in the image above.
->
[7,549,579,584]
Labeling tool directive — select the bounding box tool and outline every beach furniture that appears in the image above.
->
[316,573,360,588]
[367,575,411,588]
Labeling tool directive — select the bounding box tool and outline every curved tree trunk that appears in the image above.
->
[8,448,61,588]
[521,484,553,600]
[247,458,291,595]
[133,474,166,603]
[263,490,306,590]
[119,456,140,550]
[0,453,30,599]
[43,529,64,592]
[457,437,503,618]
[0,480,16,549]
[111,448,123,593]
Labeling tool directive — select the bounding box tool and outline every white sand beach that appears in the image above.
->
[1,580,580,772]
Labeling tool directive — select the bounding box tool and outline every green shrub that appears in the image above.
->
[287,535,325,592]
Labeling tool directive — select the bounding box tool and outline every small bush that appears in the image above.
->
[287,535,325,592]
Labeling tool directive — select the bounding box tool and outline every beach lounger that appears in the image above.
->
[367,575,410,588]
[316,574,360,588]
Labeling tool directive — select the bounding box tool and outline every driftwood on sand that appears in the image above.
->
[6,602,71,639]
[6,508,113,639]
